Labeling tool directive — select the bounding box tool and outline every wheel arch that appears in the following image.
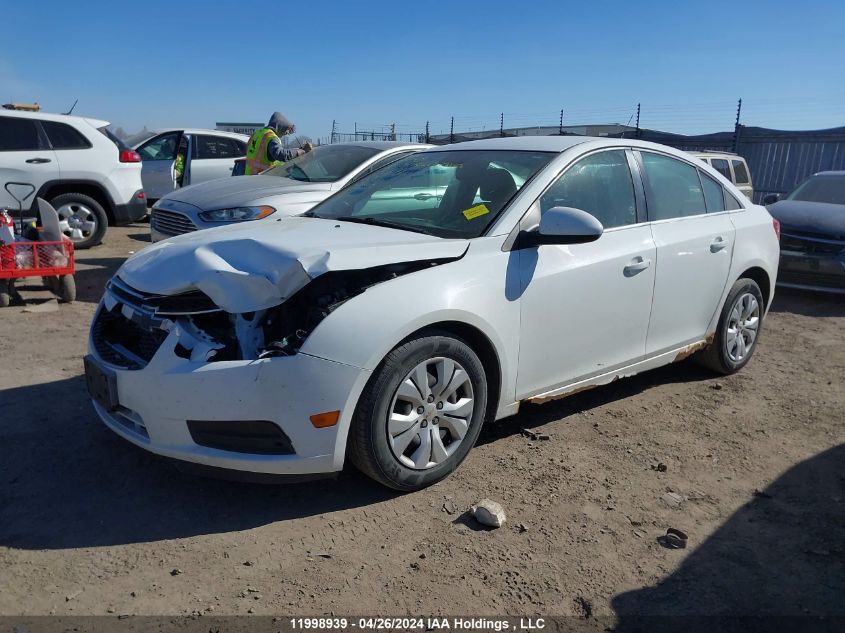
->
[395,321,503,425]
[737,266,771,309]
[37,180,115,223]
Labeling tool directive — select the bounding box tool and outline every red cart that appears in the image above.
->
[0,182,77,307]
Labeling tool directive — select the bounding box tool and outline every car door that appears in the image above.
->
[0,116,58,216]
[515,148,657,398]
[637,150,735,355]
[190,135,240,185]
[136,131,183,200]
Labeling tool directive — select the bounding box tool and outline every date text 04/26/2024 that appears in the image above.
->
[289,617,546,631]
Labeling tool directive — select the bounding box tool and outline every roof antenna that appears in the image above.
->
[64,99,78,115]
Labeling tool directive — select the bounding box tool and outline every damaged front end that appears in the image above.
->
[93,259,454,368]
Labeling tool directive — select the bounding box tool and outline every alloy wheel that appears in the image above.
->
[56,202,98,242]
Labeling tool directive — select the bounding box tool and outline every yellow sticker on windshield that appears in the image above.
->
[463,204,490,220]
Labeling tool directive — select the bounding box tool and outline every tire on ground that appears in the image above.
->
[347,330,488,491]
[696,277,765,375]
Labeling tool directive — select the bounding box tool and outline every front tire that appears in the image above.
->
[50,193,108,249]
[348,331,488,491]
[697,278,765,374]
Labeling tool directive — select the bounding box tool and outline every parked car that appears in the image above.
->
[0,110,146,248]
[133,129,249,204]
[149,141,430,242]
[764,171,845,293]
[86,136,779,490]
[691,151,754,200]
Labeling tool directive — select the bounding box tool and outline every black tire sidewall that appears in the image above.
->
[49,193,108,249]
[715,279,764,373]
[360,335,488,491]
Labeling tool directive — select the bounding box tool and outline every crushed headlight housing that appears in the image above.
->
[198,205,276,222]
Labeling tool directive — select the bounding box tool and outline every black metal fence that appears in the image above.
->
[611,126,845,204]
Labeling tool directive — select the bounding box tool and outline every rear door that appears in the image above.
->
[136,131,183,200]
[0,115,58,215]
[190,135,241,184]
[638,150,735,355]
[40,119,96,184]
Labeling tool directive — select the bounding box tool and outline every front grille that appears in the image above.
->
[781,233,845,257]
[107,277,220,316]
[92,306,169,370]
[151,208,197,236]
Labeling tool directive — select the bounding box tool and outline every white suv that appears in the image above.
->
[0,110,146,248]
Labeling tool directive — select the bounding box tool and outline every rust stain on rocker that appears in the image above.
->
[673,333,715,362]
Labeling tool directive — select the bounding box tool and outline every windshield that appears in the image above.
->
[787,174,845,205]
[306,149,555,239]
[262,144,380,183]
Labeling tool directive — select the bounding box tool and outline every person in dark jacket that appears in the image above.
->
[245,112,313,175]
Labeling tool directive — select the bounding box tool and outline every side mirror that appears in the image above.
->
[519,206,603,247]
[762,193,780,205]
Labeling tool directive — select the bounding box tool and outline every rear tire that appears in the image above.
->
[697,278,764,375]
[0,280,10,308]
[50,193,108,249]
[348,331,488,491]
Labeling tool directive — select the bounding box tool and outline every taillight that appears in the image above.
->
[120,149,141,163]
[772,217,781,240]
[137,191,145,200]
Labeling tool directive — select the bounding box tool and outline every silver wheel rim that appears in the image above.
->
[56,202,98,242]
[387,356,474,470]
[726,292,760,362]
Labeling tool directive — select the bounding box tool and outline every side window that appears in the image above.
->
[700,171,726,212]
[195,135,238,159]
[640,152,706,220]
[233,140,247,156]
[724,190,743,210]
[731,159,750,184]
[540,150,637,229]
[137,132,180,161]
[41,120,91,150]
[710,158,732,181]
[0,116,42,151]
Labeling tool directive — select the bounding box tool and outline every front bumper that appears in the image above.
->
[88,318,371,476]
[777,236,845,294]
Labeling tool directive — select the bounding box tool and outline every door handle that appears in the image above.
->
[414,192,434,201]
[623,256,652,276]
[710,236,728,252]
[26,158,52,164]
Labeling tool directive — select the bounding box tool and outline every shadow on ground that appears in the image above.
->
[0,375,396,551]
[611,443,845,631]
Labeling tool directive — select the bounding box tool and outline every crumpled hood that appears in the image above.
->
[768,200,845,239]
[118,217,468,313]
[163,175,332,210]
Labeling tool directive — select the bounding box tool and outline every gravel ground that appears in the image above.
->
[0,224,843,622]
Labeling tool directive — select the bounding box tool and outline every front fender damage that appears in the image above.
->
[156,258,462,363]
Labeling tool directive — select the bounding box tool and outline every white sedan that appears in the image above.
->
[85,136,780,490]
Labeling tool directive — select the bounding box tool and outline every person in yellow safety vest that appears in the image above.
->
[245,112,313,175]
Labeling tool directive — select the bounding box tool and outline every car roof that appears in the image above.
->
[426,135,719,158]
[814,170,845,176]
[152,128,250,140]
[690,150,743,159]
[0,109,109,129]
[333,141,431,150]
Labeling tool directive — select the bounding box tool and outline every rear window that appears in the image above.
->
[731,159,750,184]
[42,120,92,150]
[262,144,381,183]
[99,126,131,150]
[700,171,726,212]
[0,116,41,151]
[710,158,731,180]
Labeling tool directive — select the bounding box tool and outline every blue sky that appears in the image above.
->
[2,0,843,139]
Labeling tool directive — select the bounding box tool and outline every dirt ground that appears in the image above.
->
[0,225,843,623]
